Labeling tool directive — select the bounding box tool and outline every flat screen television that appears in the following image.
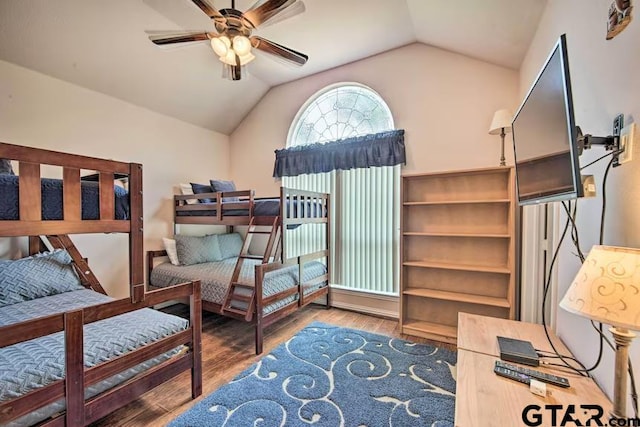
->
[512,34,583,205]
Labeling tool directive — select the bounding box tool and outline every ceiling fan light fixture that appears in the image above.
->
[233,36,252,56]
[238,52,256,65]
[211,36,231,56]
[149,0,308,82]
[221,64,243,81]
[220,49,238,66]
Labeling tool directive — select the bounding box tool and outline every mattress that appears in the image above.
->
[150,258,328,314]
[0,289,188,427]
[0,175,130,220]
[176,197,324,218]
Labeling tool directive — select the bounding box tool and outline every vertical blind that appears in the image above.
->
[284,166,399,295]
[337,166,400,294]
[283,83,400,295]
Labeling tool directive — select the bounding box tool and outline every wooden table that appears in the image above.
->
[454,313,612,427]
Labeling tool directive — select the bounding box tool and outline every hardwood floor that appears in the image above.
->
[91,305,454,427]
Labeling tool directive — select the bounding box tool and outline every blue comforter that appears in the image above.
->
[177,198,324,218]
[0,175,129,220]
[0,289,188,426]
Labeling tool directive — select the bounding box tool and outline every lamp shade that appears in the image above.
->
[560,245,640,331]
[220,50,237,66]
[233,36,252,56]
[238,52,256,65]
[211,36,231,57]
[489,109,513,135]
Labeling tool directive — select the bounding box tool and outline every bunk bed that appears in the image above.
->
[0,142,202,427]
[148,187,331,354]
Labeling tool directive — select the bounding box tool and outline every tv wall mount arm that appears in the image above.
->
[577,115,624,166]
[577,127,618,150]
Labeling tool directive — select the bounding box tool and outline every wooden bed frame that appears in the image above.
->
[0,142,202,426]
[149,186,331,354]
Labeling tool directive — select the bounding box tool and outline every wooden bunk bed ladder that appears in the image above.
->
[222,216,282,321]
[46,234,108,295]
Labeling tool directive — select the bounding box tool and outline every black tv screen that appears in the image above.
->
[512,34,582,205]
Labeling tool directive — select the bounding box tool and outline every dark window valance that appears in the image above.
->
[273,129,405,178]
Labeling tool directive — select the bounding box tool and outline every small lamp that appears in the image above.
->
[560,245,640,417]
[489,109,513,167]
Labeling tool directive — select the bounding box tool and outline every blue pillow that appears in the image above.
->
[210,179,239,202]
[175,234,223,265]
[190,182,215,203]
[0,159,14,175]
[217,233,244,259]
[0,249,84,307]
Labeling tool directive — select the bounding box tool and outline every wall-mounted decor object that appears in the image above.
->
[607,0,633,39]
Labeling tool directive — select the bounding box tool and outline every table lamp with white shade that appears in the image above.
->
[488,109,512,167]
[560,245,640,417]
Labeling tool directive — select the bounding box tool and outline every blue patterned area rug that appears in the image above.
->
[170,322,457,426]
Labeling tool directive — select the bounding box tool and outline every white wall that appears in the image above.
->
[0,60,230,298]
[229,42,520,196]
[520,0,640,411]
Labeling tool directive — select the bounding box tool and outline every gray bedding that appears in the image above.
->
[150,258,327,314]
[0,289,188,427]
[176,198,325,219]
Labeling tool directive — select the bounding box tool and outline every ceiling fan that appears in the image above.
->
[149,0,308,81]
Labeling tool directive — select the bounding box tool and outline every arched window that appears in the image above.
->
[288,83,394,147]
[285,83,400,297]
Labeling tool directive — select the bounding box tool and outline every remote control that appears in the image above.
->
[494,363,532,385]
[495,360,570,388]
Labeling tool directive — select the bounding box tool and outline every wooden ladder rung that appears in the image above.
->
[231,282,254,289]
[229,294,252,303]
[247,230,273,235]
[224,307,248,316]
[239,255,263,260]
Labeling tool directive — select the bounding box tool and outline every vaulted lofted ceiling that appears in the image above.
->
[0,0,546,135]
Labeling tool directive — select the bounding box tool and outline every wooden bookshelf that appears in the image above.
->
[400,167,517,344]
[402,261,510,274]
[403,288,511,308]
[403,199,510,205]
[403,320,458,342]
[403,232,511,238]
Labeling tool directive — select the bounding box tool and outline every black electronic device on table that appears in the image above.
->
[494,360,571,388]
[497,336,540,367]
[494,362,532,385]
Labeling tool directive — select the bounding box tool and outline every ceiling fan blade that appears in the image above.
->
[191,0,226,24]
[259,1,304,27]
[250,36,308,66]
[242,0,295,28]
[149,31,211,46]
